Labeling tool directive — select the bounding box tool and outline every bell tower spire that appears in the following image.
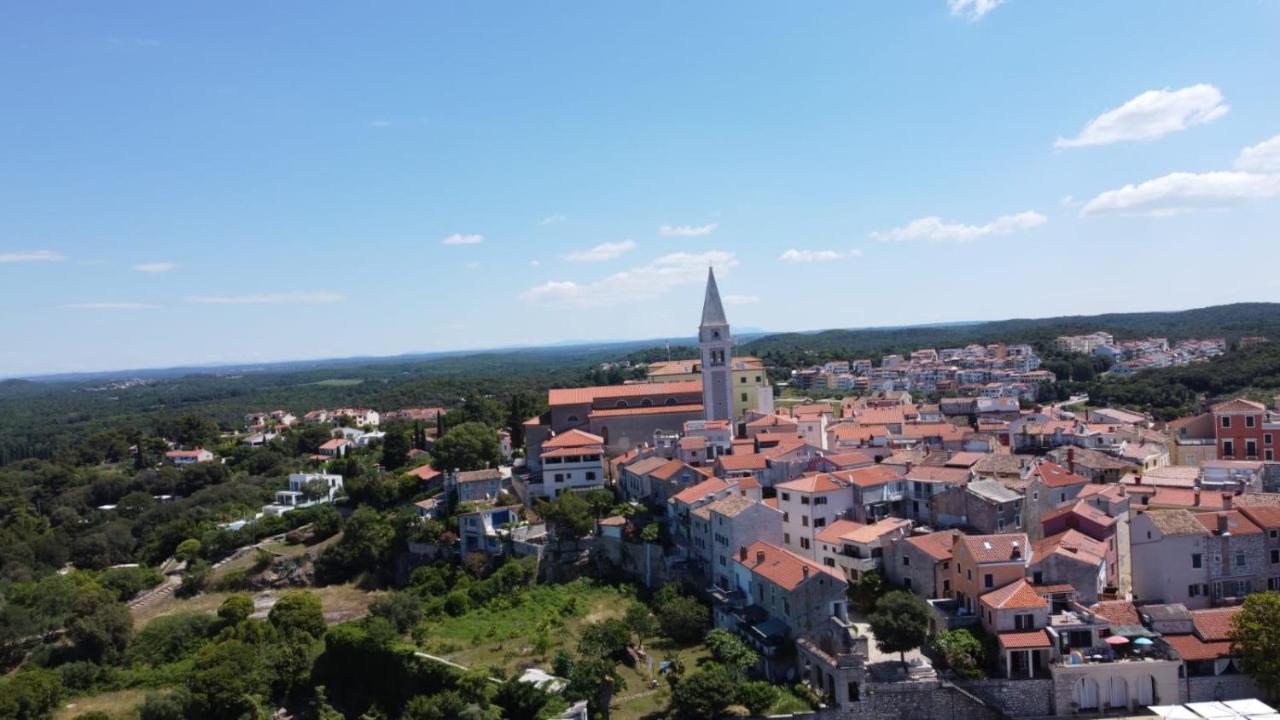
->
[699,267,733,422]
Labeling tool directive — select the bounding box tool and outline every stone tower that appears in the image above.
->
[699,267,733,422]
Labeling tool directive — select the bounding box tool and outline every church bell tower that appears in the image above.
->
[698,267,733,422]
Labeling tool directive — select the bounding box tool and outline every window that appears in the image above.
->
[801,516,809,527]
[824,558,835,567]
[554,473,565,482]
[1192,553,1202,569]
[800,537,811,550]
[815,496,828,505]
[1247,415,1257,428]
[1236,552,1247,568]
[1271,549,1279,564]
[801,496,811,505]
[1269,450,1275,461]
[1222,416,1232,428]
[1271,530,1278,540]
[755,376,762,382]
[903,556,911,566]
[1189,584,1200,597]
[1268,434,1274,445]
[585,471,596,480]
[1032,491,1039,501]
[943,579,951,594]
[783,512,790,522]
[967,569,972,580]
[984,573,994,589]
[1224,440,1235,457]
[781,492,791,502]
[1032,571,1043,585]
[904,578,913,590]
[814,518,826,528]
[784,533,790,544]
[740,393,748,402]
[1248,440,1258,457]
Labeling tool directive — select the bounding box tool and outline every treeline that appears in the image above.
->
[741,302,1280,369]
[1084,342,1280,419]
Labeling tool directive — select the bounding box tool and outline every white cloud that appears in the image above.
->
[521,250,737,307]
[185,292,346,305]
[1235,134,1280,173]
[441,233,484,245]
[948,0,1005,20]
[724,294,759,306]
[537,213,566,226]
[369,120,393,128]
[0,250,65,263]
[529,259,541,267]
[1080,171,1280,216]
[659,222,718,237]
[565,240,636,262]
[1055,84,1228,149]
[133,262,177,273]
[871,210,1046,242]
[779,249,846,263]
[464,261,480,269]
[64,302,160,310]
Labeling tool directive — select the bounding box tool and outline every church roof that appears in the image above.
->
[700,267,728,327]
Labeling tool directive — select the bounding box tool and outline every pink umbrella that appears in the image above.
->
[1104,635,1129,645]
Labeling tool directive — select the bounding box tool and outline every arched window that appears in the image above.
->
[665,398,678,406]
[567,415,579,424]
[640,399,653,407]
[615,400,628,408]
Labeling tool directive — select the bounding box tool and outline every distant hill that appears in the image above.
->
[740,303,1280,364]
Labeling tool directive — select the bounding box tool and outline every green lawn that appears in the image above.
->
[418,580,633,673]
[305,378,364,387]
[54,689,154,720]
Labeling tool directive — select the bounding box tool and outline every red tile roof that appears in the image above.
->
[1088,600,1140,626]
[905,530,959,562]
[737,541,843,591]
[548,380,702,406]
[405,465,442,481]
[716,454,768,472]
[815,519,865,545]
[1193,510,1263,535]
[816,452,877,469]
[590,403,704,418]
[1192,607,1239,642]
[1240,505,1280,529]
[905,466,971,484]
[651,459,708,482]
[981,580,1047,611]
[540,446,605,459]
[956,533,1030,564]
[1030,462,1089,488]
[998,629,1052,649]
[670,477,731,505]
[1164,634,1233,662]
[839,464,905,489]
[542,429,605,448]
[1035,530,1106,567]
[776,473,851,494]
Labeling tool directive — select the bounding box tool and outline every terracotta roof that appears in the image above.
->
[840,464,905,489]
[540,446,604,459]
[761,437,815,460]
[455,468,502,483]
[905,530,959,562]
[998,630,1052,649]
[1237,492,1280,509]
[1076,484,1126,502]
[319,439,349,450]
[1240,505,1280,529]
[840,517,911,545]
[677,436,707,449]
[599,515,627,527]
[816,519,865,545]
[777,473,852,494]
[1212,397,1267,413]
[981,580,1047,611]
[624,455,673,476]
[1192,607,1239,642]
[651,459,708,482]
[1143,509,1210,536]
[542,429,605,449]
[1164,633,1234,662]
[946,452,985,468]
[590,403,705,419]
[747,414,799,429]
[818,452,877,469]
[829,424,888,443]
[1193,510,1262,535]
[737,541,843,591]
[548,380,702,406]
[716,454,768,472]
[670,477,732,505]
[405,465,442,481]
[955,533,1030,564]
[792,403,834,417]
[1029,462,1089,488]
[1035,530,1106,567]
[1041,501,1117,529]
[1088,600,1140,626]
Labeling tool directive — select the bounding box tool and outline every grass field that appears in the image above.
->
[305,378,364,387]
[54,689,152,720]
[133,582,376,629]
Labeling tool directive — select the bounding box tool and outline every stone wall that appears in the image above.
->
[955,678,1054,718]
[1186,673,1263,703]
[772,680,1002,720]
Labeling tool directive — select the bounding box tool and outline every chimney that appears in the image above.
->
[1010,541,1022,560]
[739,545,748,561]
[1222,493,1234,510]
[905,461,914,473]
[802,565,810,580]
[1067,448,1075,475]
[1134,474,1142,486]
[1218,514,1230,535]
[1195,489,1201,506]
[756,550,765,565]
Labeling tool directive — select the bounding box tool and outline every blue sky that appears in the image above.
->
[3,1,1280,377]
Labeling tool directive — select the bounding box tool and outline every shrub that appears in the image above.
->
[128,613,217,666]
[737,681,780,716]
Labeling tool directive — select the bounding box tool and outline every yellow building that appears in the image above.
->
[647,356,772,419]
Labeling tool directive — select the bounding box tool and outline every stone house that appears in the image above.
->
[884,529,959,598]
[1131,509,1211,608]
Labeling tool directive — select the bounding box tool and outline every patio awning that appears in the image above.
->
[1112,623,1160,638]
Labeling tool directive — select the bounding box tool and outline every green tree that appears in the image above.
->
[567,657,625,720]
[535,492,594,539]
[868,590,931,667]
[704,628,759,678]
[934,628,986,679]
[848,569,885,614]
[380,423,412,471]
[188,639,267,719]
[138,690,190,720]
[737,680,780,716]
[405,690,468,720]
[623,602,659,649]
[655,594,708,645]
[369,591,424,634]
[493,675,553,720]
[670,665,736,720]
[175,538,202,562]
[269,591,326,639]
[432,422,501,472]
[0,668,62,720]
[1231,591,1280,699]
[67,588,133,665]
[218,594,255,625]
[578,618,632,660]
